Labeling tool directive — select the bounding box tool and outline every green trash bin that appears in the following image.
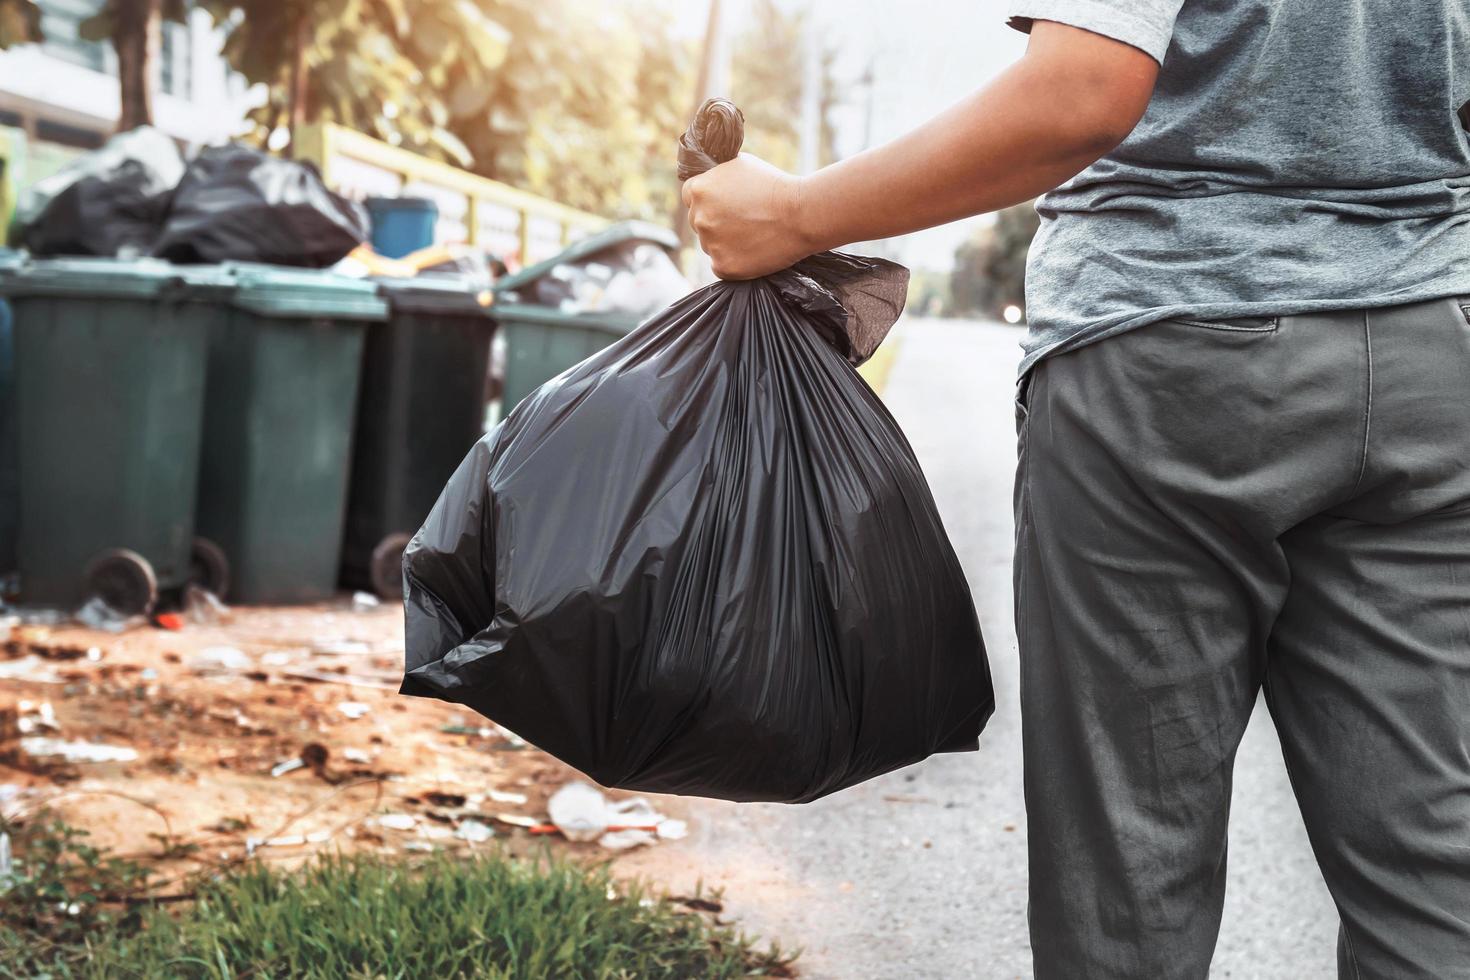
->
[0,257,226,614]
[341,275,495,598]
[194,264,386,605]
[492,221,686,411]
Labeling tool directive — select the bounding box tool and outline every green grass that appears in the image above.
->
[1,816,795,979]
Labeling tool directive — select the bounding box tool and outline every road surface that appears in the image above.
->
[623,317,1340,979]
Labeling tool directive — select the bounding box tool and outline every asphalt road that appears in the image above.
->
[622,317,1340,979]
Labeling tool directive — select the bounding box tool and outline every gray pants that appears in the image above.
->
[1015,297,1470,979]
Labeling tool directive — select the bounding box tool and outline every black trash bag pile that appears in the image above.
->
[400,99,993,804]
[17,126,184,258]
[151,144,368,266]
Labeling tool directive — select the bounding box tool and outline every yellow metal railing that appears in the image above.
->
[294,122,608,264]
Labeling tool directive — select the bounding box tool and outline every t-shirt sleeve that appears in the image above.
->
[1006,0,1185,64]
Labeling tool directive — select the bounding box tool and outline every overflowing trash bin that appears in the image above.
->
[491,221,687,410]
[0,257,227,614]
[341,275,496,598]
[0,249,20,591]
[194,264,386,604]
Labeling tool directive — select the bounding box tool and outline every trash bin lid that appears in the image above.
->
[373,274,495,316]
[492,220,679,298]
[173,263,237,299]
[489,301,643,336]
[0,256,183,299]
[224,262,388,320]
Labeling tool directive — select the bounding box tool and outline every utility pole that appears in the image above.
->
[797,6,821,174]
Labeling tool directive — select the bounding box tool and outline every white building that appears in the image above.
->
[0,0,252,169]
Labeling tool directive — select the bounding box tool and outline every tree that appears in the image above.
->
[727,0,838,172]
[200,0,510,162]
[950,203,1041,319]
[446,0,696,222]
[0,0,41,49]
[79,0,189,131]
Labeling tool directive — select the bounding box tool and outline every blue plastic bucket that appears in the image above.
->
[366,196,439,259]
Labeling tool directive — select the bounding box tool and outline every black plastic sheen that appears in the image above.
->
[400,99,993,803]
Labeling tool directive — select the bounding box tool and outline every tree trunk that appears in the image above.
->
[286,12,310,157]
[113,0,161,132]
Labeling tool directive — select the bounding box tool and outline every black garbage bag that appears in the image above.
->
[400,99,993,804]
[18,126,184,257]
[151,144,368,266]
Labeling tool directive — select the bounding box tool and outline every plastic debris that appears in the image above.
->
[546,782,686,849]
[493,813,540,829]
[269,758,305,778]
[342,747,372,764]
[183,586,231,625]
[15,701,60,734]
[547,782,607,842]
[351,591,381,611]
[313,638,373,656]
[21,737,139,763]
[454,818,495,843]
[656,819,689,841]
[0,656,64,684]
[245,829,333,856]
[75,596,144,633]
[337,701,371,720]
[486,789,528,806]
[0,832,12,893]
[186,646,253,676]
[377,813,417,831]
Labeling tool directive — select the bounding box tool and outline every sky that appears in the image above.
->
[672,0,1029,271]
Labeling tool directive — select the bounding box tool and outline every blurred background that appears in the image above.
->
[0,0,1032,319]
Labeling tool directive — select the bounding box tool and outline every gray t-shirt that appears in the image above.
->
[1007,0,1470,375]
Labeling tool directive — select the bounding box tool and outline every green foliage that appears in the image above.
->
[0,0,41,48]
[728,0,838,172]
[77,0,187,44]
[448,0,695,223]
[951,203,1041,319]
[907,268,953,318]
[200,0,510,165]
[0,815,795,979]
[0,813,153,977]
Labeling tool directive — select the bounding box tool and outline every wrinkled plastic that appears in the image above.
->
[400,98,992,804]
[18,127,184,258]
[152,144,368,267]
[524,238,689,316]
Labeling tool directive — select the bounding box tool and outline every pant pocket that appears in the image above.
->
[1164,314,1279,334]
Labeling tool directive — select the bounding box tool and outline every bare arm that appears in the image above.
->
[682,22,1160,279]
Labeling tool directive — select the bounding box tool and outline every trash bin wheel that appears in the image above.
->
[189,536,231,599]
[84,548,159,617]
[370,532,413,599]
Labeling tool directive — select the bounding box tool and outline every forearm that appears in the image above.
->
[793,28,1156,252]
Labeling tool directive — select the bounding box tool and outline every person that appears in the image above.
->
[681,2,1470,977]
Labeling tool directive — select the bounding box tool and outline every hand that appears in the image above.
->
[681,154,814,280]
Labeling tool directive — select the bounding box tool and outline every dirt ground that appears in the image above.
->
[0,597,695,892]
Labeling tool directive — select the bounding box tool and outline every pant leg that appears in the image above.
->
[1016,313,1366,978]
[1265,297,1470,979]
